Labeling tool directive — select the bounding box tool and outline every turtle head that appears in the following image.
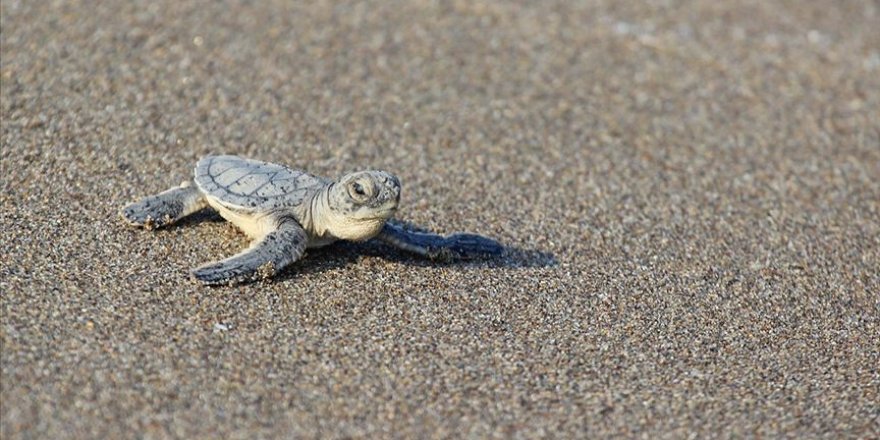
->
[325,170,401,240]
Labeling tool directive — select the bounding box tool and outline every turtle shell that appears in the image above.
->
[194,155,327,211]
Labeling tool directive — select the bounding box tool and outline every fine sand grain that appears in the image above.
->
[2,1,878,438]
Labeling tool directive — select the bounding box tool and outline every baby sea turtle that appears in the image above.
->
[121,155,503,285]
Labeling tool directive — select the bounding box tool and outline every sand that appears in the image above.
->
[2,0,878,438]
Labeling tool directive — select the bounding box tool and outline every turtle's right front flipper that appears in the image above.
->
[376,221,504,261]
[121,181,208,230]
[191,218,308,286]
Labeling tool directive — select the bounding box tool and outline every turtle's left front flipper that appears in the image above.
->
[192,218,307,286]
[376,221,503,261]
[121,180,208,229]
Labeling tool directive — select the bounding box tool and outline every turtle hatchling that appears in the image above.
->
[121,155,503,285]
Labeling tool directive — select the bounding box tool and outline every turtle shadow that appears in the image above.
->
[272,240,556,283]
[141,213,556,282]
[175,210,226,226]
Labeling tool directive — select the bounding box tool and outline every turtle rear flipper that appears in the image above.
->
[121,181,208,230]
[191,218,307,286]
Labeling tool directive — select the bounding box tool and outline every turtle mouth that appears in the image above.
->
[372,206,397,219]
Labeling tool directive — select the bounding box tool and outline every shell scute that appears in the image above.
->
[194,155,326,211]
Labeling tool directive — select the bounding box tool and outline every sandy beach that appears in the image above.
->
[2,1,878,438]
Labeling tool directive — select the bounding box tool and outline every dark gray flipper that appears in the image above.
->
[192,218,308,286]
[121,181,208,230]
[376,221,503,261]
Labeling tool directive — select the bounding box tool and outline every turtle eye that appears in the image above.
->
[350,181,367,198]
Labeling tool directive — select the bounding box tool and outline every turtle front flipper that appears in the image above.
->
[121,181,208,230]
[192,218,308,286]
[376,221,504,261]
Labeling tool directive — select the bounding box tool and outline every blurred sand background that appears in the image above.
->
[2,0,878,438]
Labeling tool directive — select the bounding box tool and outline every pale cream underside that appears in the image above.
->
[205,196,384,248]
[206,197,279,240]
